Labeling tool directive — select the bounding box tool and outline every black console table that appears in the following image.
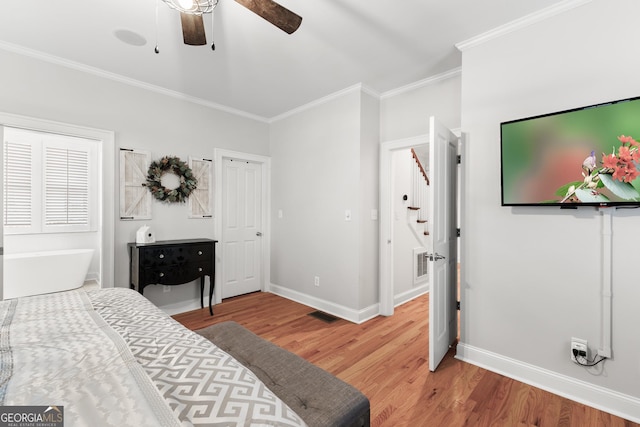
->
[128,238,217,315]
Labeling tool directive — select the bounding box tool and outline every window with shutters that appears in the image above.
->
[3,139,32,228]
[3,127,98,234]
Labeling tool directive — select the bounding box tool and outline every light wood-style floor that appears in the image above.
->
[173,292,637,427]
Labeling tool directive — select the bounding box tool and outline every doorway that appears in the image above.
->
[214,149,270,303]
[379,117,460,371]
[379,134,429,315]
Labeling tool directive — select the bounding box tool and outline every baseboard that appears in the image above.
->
[456,342,640,423]
[268,283,379,324]
[86,272,100,283]
[81,279,100,291]
[158,298,202,316]
[394,284,429,307]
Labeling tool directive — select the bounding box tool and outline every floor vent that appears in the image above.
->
[308,311,339,323]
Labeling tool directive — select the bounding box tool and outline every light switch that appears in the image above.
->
[278,209,283,219]
[345,209,352,221]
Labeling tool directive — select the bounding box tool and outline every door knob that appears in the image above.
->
[427,253,446,261]
[256,232,262,236]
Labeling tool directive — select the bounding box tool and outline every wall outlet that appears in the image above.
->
[570,337,588,364]
[314,276,320,287]
[163,285,171,293]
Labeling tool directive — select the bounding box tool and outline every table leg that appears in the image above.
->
[208,274,214,316]
[200,277,204,309]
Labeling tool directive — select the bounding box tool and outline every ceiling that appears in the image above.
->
[0,0,566,120]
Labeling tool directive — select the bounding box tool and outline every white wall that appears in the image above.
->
[0,48,269,311]
[358,91,380,308]
[380,71,461,142]
[458,0,640,420]
[269,87,379,319]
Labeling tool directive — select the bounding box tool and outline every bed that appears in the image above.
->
[0,288,369,427]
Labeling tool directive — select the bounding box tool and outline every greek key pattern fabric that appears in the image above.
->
[0,291,181,427]
[88,288,307,427]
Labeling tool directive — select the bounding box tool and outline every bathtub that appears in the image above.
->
[3,249,95,300]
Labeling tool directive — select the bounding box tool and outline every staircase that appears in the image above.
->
[407,148,430,243]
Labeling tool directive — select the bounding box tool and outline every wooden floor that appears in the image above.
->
[173,292,638,427]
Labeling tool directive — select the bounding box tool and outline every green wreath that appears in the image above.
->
[145,156,198,203]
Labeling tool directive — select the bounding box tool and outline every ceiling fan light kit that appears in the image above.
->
[157,0,302,50]
[161,0,218,15]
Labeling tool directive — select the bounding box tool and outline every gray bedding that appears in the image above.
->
[0,288,308,427]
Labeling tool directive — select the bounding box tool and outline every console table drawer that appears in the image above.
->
[142,262,212,285]
[140,243,213,267]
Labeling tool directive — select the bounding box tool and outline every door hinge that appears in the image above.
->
[457,154,461,164]
[456,301,461,310]
[456,228,461,237]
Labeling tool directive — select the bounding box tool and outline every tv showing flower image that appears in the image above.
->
[500,96,640,206]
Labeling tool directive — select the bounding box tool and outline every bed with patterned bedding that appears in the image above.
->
[0,288,311,427]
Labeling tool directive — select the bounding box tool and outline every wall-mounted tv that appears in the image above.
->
[501,96,640,207]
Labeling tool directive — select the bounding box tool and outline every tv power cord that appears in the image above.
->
[572,348,608,367]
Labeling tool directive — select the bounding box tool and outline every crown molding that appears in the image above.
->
[0,40,269,123]
[269,83,380,123]
[271,67,464,121]
[455,0,593,52]
[380,67,461,100]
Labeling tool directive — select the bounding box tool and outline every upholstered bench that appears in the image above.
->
[197,321,371,427]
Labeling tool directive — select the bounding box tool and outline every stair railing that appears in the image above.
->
[410,148,430,231]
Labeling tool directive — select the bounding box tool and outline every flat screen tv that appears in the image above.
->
[501,96,640,207]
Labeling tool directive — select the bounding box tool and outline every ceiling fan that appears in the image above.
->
[161,0,302,48]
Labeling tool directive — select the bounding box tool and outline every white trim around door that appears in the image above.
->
[214,148,271,305]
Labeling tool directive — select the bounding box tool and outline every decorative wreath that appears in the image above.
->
[145,156,198,203]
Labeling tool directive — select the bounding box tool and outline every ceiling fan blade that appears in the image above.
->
[180,12,207,46]
[235,0,302,34]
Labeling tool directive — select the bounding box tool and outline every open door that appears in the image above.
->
[428,116,459,371]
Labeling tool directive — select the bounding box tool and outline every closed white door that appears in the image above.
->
[221,158,262,298]
[428,116,459,371]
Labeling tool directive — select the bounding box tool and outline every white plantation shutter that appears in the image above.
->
[3,140,32,227]
[44,146,89,226]
[2,126,97,234]
[120,149,151,220]
[189,157,213,218]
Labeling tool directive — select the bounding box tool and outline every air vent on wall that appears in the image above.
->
[414,248,428,284]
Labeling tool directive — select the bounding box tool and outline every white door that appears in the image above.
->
[428,116,459,371]
[222,158,262,298]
